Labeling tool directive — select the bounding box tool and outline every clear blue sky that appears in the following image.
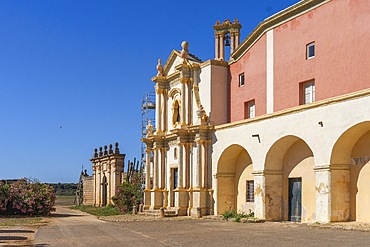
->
[0,0,299,183]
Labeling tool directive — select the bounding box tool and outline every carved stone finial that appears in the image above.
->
[103,145,108,156]
[108,144,113,154]
[215,20,220,26]
[94,148,98,158]
[156,59,164,77]
[180,41,189,61]
[222,19,232,25]
[114,142,120,154]
[146,120,154,137]
[98,147,103,157]
[234,18,239,24]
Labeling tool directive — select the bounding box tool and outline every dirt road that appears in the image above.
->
[34,206,370,247]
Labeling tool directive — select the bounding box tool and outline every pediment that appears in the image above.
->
[163,50,203,76]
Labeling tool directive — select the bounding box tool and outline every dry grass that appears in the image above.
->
[55,195,75,206]
[0,217,47,227]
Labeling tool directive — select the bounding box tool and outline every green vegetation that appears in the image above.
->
[112,171,142,214]
[49,183,77,196]
[222,210,255,222]
[71,205,121,216]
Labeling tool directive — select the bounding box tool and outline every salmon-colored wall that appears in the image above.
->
[229,34,267,122]
[229,0,370,118]
[273,0,370,111]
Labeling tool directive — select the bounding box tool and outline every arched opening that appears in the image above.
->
[264,136,315,222]
[216,144,253,215]
[331,121,370,222]
[101,175,108,207]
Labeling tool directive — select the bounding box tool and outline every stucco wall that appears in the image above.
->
[273,0,370,111]
[229,34,267,121]
[212,91,370,221]
[228,0,370,118]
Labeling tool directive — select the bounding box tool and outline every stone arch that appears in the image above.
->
[216,144,253,214]
[330,121,370,222]
[264,135,315,222]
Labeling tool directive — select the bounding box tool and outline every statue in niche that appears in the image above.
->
[172,99,181,127]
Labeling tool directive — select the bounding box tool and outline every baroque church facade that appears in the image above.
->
[143,0,370,223]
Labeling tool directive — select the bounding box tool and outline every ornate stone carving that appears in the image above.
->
[146,120,154,137]
[180,41,189,61]
[156,59,164,77]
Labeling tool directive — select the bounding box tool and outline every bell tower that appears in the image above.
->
[213,19,242,61]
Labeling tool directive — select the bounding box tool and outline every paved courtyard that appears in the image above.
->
[30,206,370,247]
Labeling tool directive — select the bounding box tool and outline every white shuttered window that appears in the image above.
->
[303,81,315,104]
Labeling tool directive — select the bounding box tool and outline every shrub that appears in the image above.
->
[112,172,142,214]
[223,210,255,222]
[0,183,10,214]
[223,210,238,220]
[0,178,56,216]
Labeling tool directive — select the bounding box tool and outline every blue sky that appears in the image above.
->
[0,0,299,183]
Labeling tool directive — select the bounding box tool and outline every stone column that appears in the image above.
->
[175,142,188,215]
[215,34,220,60]
[230,33,235,54]
[202,140,208,189]
[314,165,331,223]
[253,170,282,220]
[236,32,240,47]
[159,147,166,189]
[145,150,151,189]
[180,81,186,126]
[186,81,192,126]
[92,166,97,206]
[155,87,162,131]
[150,147,163,210]
[193,140,201,189]
[331,164,350,222]
[111,165,117,197]
[96,165,101,207]
[153,148,159,190]
[252,172,266,220]
[144,149,152,210]
[162,90,167,132]
[314,164,350,223]
[220,35,225,60]
[107,163,111,204]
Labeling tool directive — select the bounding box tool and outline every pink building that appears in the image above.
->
[229,0,370,121]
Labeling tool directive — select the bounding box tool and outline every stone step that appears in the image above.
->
[139,209,178,217]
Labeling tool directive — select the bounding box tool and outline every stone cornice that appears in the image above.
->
[90,153,125,163]
[200,59,228,69]
[216,88,370,131]
[230,0,331,63]
[252,169,282,176]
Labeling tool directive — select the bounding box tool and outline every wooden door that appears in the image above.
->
[288,178,302,222]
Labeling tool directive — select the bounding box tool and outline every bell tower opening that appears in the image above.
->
[213,19,242,61]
